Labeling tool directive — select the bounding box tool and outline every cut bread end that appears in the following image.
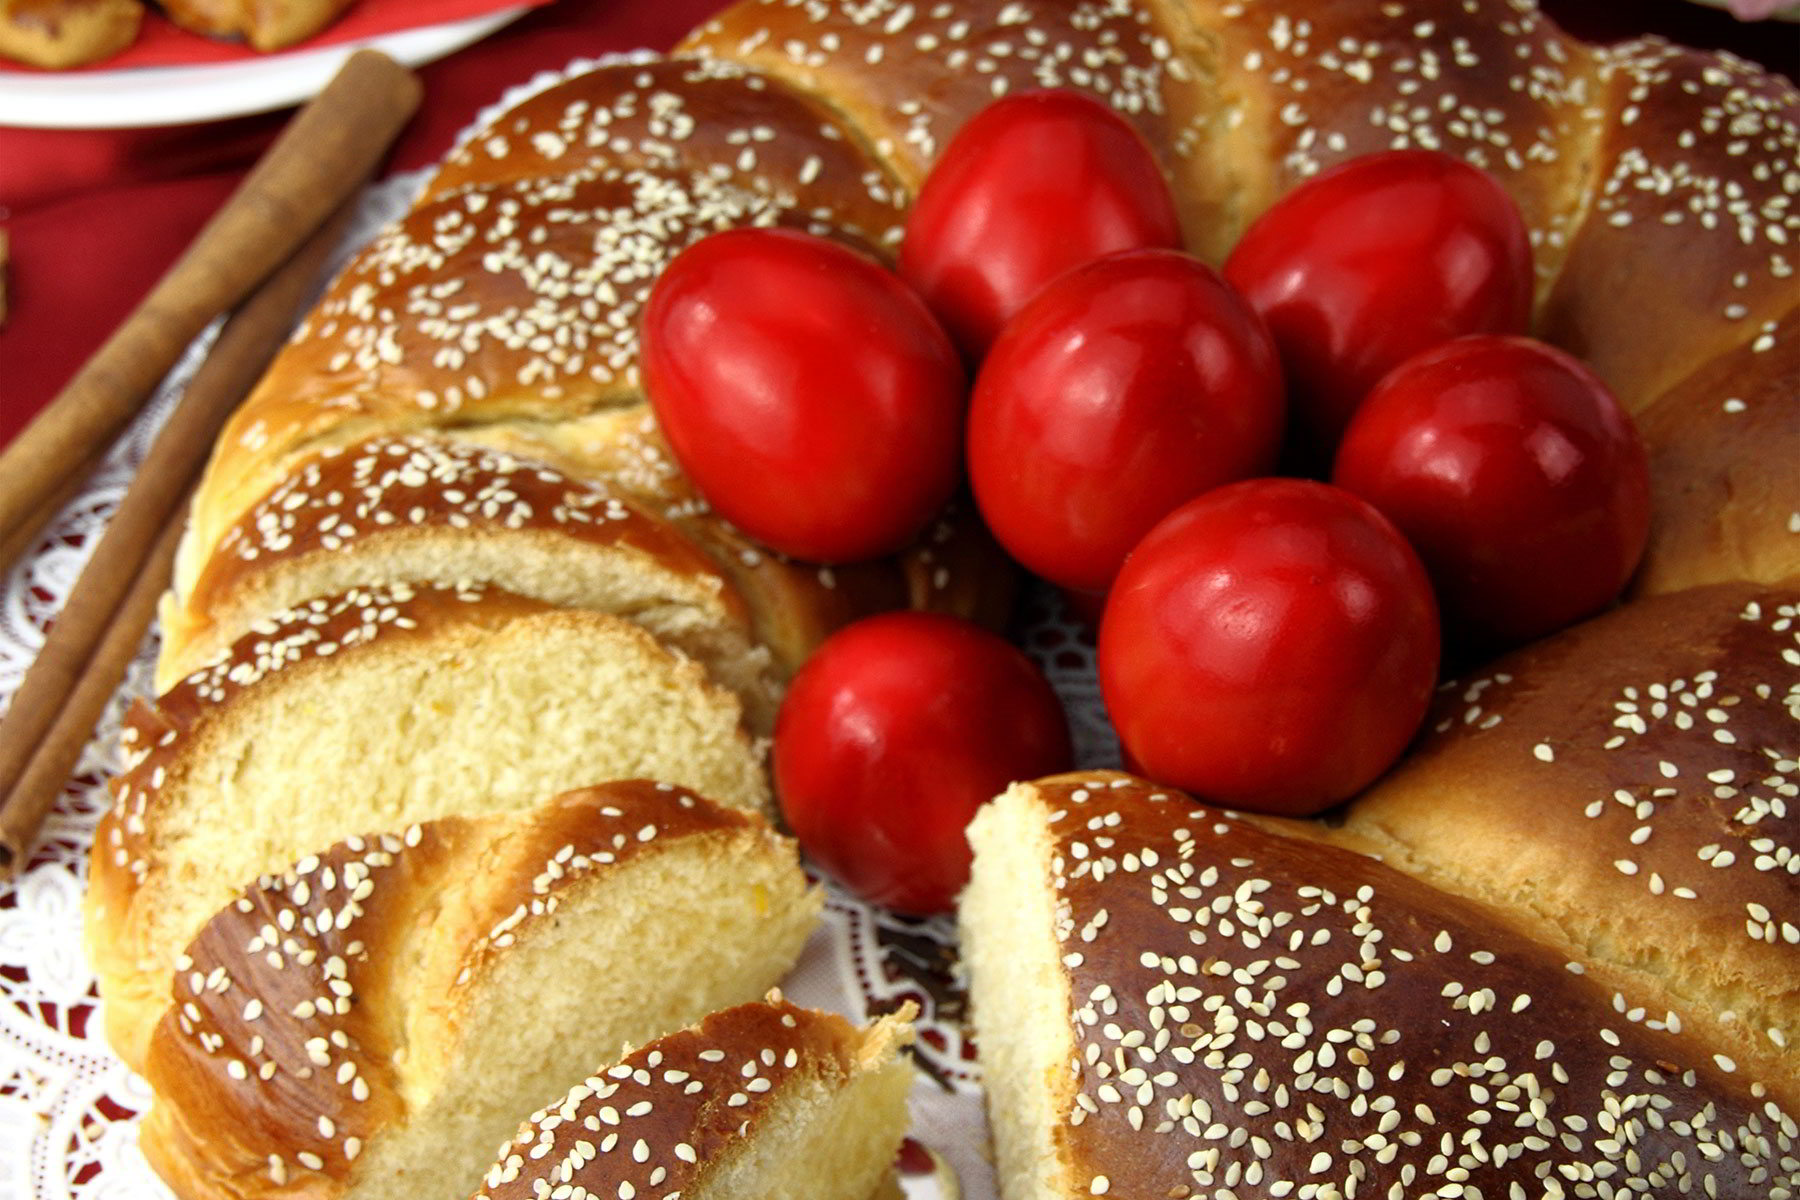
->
[159,436,781,730]
[960,781,1074,1200]
[474,995,916,1200]
[87,582,769,1071]
[139,782,821,1200]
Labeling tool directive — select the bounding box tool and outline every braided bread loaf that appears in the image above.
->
[156,0,1797,679]
[87,0,1798,1194]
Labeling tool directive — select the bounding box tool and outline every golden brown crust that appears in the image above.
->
[1007,771,1798,1198]
[472,998,901,1200]
[1540,39,1799,411]
[1631,304,1800,595]
[423,56,908,241]
[139,783,784,1199]
[1342,581,1799,1104]
[161,435,753,689]
[679,0,1206,238]
[188,165,866,586]
[429,409,1017,676]
[184,56,909,590]
[1142,0,1606,271]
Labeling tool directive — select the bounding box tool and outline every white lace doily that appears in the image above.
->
[0,150,1117,1200]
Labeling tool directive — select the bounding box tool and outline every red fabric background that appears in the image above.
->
[0,0,1792,448]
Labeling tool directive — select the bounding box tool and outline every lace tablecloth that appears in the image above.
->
[0,162,1119,1200]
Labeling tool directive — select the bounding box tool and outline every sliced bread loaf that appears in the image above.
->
[140,781,819,1199]
[158,435,780,728]
[87,581,768,1071]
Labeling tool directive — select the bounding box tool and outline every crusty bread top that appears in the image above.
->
[473,997,910,1200]
[680,0,1203,220]
[1342,580,1799,1101]
[1631,304,1800,595]
[1539,39,1798,409]
[683,0,1797,406]
[1006,772,1798,1198]
[191,56,909,575]
[144,782,782,1193]
[159,434,755,689]
[185,436,737,622]
[422,56,908,242]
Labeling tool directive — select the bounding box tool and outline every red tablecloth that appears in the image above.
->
[0,0,1793,449]
[0,0,725,444]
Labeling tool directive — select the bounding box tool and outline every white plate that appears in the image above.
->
[0,6,530,130]
[1682,0,1800,18]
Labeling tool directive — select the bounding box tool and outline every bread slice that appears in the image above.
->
[474,996,915,1200]
[86,581,768,1071]
[158,435,780,729]
[962,772,1800,1199]
[140,782,820,1199]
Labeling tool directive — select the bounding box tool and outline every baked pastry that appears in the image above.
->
[153,435,784,728]
[964,772,1799,1198]
[159,0,354,52]
[473,997,915,1200]
[140,781,820,1199]
[93,0,1798,1193]
[163,55,1014,695]
[86,581,769,1071]
[0,0,139,68]
[1338,579,1800,1106]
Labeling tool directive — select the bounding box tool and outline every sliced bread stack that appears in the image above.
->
[140,782,821,1199]
[87,581,769,1071]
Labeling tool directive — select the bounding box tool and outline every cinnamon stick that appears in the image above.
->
[0,190,368,878]
[0,512,185,876]
[0,48,421,545]
[0,451,98,569]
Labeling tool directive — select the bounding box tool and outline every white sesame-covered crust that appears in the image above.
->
[682,0,1204,215]
[167,52,1017,693]
[155,435,776,714]
[968,773,1800,1199]
[88,581,770,1071]
[177,56,922,626]
[137,783,820,1200]
[1343,580,1800,1107]
[472,997,913,1200]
